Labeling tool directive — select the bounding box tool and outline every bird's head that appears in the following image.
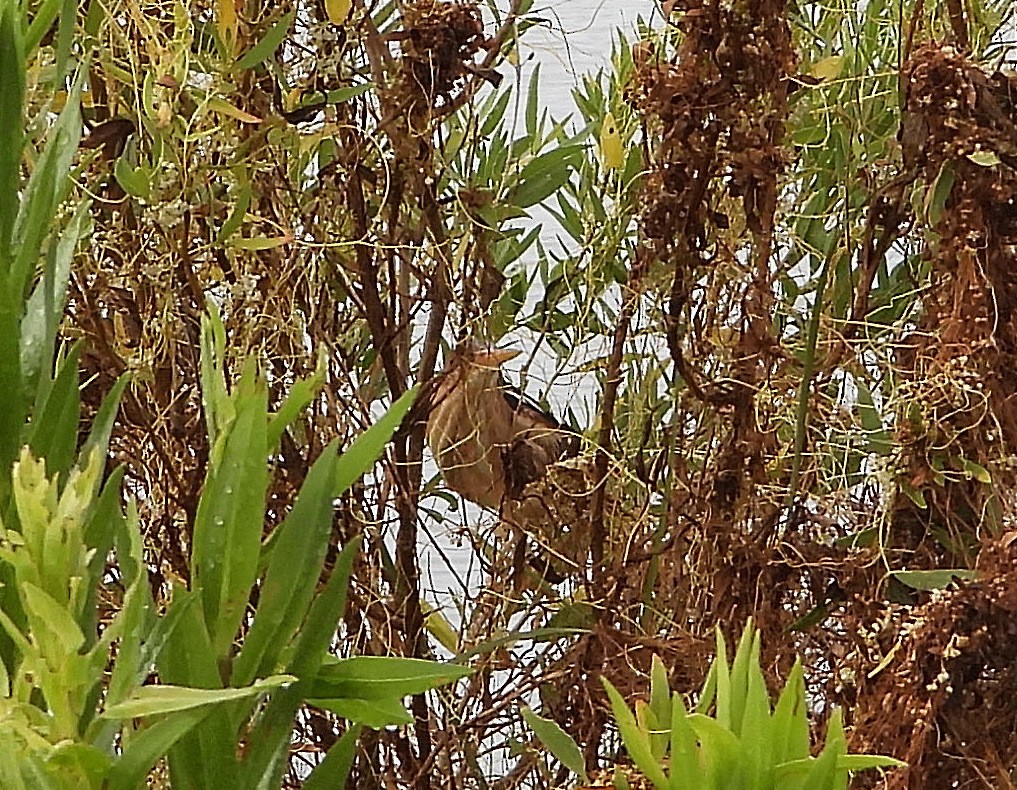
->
[448,340,520,371]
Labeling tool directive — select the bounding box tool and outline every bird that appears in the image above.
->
[425,341,578,511]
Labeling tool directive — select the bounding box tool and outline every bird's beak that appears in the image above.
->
[472,347,521,368]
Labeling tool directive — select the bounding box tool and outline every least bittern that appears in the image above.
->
[425,342,577,510]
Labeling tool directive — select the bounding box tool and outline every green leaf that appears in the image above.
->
[198,302,232,446]
[266,349,325,448]
[0,0,24,255]
[113,153,150,200]
[335,385,417,496]
[855,380,891,455]
[302,725,362,790]
[891,569,978,591]
[80,372,130,476]
[20,203,90,396]
[686,714,741,788]
[236,11,294,70]
[26,342,81,477]
[24,0,61,53]
[667,692,700,790]
[325,83,374,105]
[521,706,588,782]
[770,659,810,764]
[213,181,251,244]
[649,655,670,739]
[106,708,213,790]
[714,627,731,728]
[22,581,86,655]
[966,150,1000,167]
[601,678,669,790]
[192,359,269,658]
[11,72,83,305]
[46,742,112,786]
[310,696,413,728]
[836,753,907,771]
[103,675,297,718]
[508,144,584,209]
[288,535,360,677]
[959,457,992,484]
[310,656,472,700]
[924,162,955,227]
[232,440,340,686]
[81,467,128,646]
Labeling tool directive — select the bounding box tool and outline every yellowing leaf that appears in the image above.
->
[600,111,624,170]
[217,0,238,53]
[231,233,294,251]
[325,0,353,25]
[966,150,1000,167]
[421,600,459,653]
[809,55,844,81]
[207,96,262,124]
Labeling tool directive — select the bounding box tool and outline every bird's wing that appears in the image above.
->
[499,378,580,460]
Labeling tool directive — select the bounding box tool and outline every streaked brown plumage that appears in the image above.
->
[426,342,577,510]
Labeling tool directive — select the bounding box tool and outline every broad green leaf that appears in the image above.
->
[770,659,810,764]
[521,706,588,782]
[12,77,83,301]
[237,684,305,787]
[80,373,130,479]
[103,675,296,718]
[106,708,212,790]
[966,150,1000,167]
[728,624,755,733]
[508,145,584,208]
[302,725,362,790]
[288,535,360,677]
[335,385,417,496]
[0,0,24,253]
[635,701,665,762]
[601,678,669,789]
[192,359,269,658]
[233,440,340,686]
[311,696,413,728]
[311,656,472,700]
[649,655,670,739]
[668,692,700,790]
[959,457,991,484]
[113,154,150,199]
[26,342,81,477]
[266,349,325,448]
[22,581,86,655]
[20,203,90,397]
[46,742,111,786]
[809,55,844,80]
[741,635,773,784]
[687,715,741,788]
[236,11,295,70]
[798,722,841,789]
[891,569,978,591]
[421,600,460,653]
